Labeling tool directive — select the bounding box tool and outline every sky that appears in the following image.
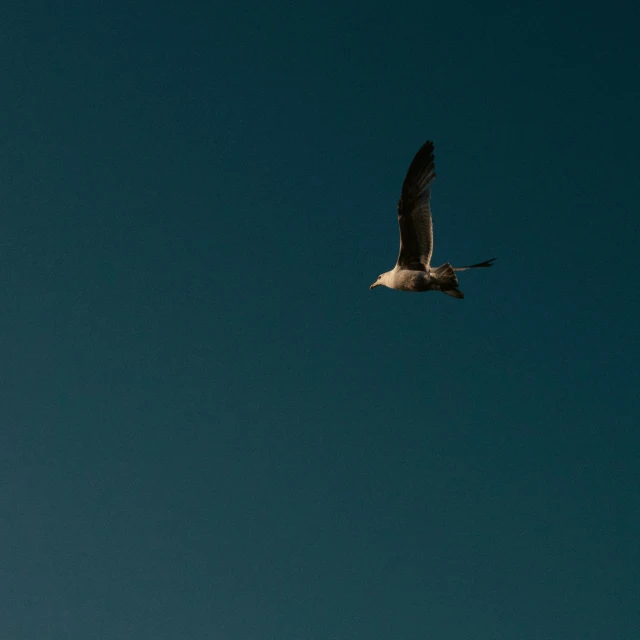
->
[1,1,639,638]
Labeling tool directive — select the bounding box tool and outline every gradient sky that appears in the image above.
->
[2,1,639,638]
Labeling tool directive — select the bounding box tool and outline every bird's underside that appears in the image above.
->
[370,140,495,298]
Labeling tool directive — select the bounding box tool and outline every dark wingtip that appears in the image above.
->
[402,140,436,192]
[420,140,435,154]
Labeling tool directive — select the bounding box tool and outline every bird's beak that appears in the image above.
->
[370,282,379,290]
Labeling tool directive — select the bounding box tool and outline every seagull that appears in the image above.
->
[370,140,495,298]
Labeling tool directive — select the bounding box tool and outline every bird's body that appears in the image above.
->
[370,140,495,298]
[377,268,435,292]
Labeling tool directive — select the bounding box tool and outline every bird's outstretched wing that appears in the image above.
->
[453,258,496,271]
[396,140,436,271]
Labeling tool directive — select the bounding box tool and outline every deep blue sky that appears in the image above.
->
[2,1,639,638]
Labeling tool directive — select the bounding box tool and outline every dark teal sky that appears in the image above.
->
[2,1,639,638]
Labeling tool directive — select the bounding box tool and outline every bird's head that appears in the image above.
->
[370,272,389,290]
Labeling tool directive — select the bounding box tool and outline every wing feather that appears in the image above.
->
[396,140,435,270]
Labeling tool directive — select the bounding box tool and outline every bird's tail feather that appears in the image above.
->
[433,263,459,287]
[433,263,463,298]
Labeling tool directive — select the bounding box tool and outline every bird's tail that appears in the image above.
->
[432,263,463,299]
[453,258,496,271]
[432,262,459,287]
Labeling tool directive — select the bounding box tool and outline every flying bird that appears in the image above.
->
[370,140,495,298]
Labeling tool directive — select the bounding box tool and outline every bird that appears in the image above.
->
[370,140,495,298]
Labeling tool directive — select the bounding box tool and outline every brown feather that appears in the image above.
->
[396,140,436,270]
